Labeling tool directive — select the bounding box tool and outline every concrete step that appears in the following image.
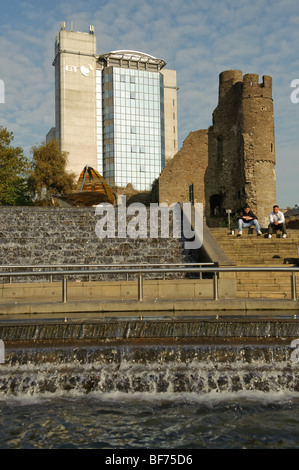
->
[237,283,293,291]
[235,269,298,299]
[210,228,299,235]
[212,241,298,248]
[210,227,299,266]
[236,291,293,299]
[235,271,298,281]
[224,257,297,265]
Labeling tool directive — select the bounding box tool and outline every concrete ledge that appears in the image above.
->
[0,298,298,317]
[0,278,237,302]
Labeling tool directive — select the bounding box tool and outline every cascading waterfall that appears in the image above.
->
[1,342,299,397]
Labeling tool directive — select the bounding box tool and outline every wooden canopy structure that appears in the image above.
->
[56,165,115,206]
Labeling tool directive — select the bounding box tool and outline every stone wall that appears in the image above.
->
[159,130,208,206]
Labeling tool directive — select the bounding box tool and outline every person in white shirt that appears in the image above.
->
[268,205,287,238]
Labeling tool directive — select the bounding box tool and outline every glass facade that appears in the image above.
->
[97,66,165,191]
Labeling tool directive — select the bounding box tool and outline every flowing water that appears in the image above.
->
[1,317,299,449]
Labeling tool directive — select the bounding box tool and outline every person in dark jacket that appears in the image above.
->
[237,205,262,236]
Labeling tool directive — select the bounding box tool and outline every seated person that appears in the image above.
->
[237,205,262,236]
[268,205,287,238]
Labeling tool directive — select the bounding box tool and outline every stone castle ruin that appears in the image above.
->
[159,70,276,227]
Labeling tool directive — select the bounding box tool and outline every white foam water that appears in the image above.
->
[1,355,299,398]
[1,343,299,449]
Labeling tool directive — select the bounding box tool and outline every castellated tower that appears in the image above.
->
[205,70,276,226]
[159,69,276,227]
[241,73,276,225]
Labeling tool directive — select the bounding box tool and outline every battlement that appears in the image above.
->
[218,70,273,102]
[242,73,272,99]
[219,70,243,101]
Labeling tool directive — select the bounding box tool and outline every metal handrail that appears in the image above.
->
[0,265,297,303]
[0,262,215,269]
[0,262,215,283]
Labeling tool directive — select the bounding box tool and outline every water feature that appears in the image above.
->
[1,316,299,449]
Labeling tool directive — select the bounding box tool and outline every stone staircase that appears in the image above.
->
[210,228,299,299]
[0,206,198,282]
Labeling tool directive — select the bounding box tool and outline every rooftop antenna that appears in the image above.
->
[89,25,95,34]
[71,21,74,31]
[60,21,65,30]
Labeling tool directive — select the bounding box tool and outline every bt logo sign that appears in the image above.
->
[65,64,94,77]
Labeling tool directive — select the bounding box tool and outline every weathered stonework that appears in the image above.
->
[159,70,276,227]
[158,129,209,205]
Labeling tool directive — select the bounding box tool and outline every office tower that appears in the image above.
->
[48,24,178,191]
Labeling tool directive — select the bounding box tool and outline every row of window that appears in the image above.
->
[105,88,161,99]
[104,127,162,135]
[113,92,162,102]
[115,160,161,166]
[101,69,162,81]
[104,148,162,157]
[114,84,161,95]
[109,164,160,172]
[102,109,163,119]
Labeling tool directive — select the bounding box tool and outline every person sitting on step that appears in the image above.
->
[237,205,262,236]
[268,205,287,239]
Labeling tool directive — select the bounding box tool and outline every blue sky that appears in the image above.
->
[0,0,298,208]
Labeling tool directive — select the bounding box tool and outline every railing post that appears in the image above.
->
[62,276,67,303]
[138,272,143,301]
[213,272,219,300]
[291,273,297,301]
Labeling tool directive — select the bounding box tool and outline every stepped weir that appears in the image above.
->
[0,207,298,400]
[1,318,299,397]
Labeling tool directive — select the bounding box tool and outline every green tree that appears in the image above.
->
[0,127,32,205]
[29,139,76,204]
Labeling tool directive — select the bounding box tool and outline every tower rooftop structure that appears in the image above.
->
[97,50,167,70]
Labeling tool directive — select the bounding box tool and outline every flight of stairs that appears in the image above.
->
[210,228,299,299]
